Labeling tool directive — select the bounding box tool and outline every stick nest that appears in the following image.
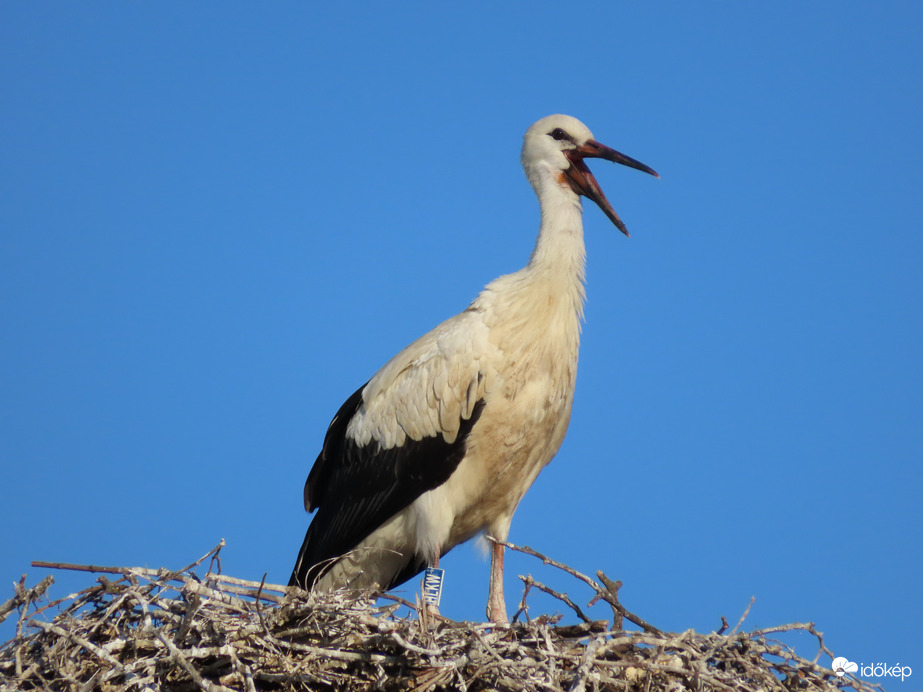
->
[1,541,878,692]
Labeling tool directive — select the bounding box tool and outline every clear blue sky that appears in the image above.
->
[2,2,920,682]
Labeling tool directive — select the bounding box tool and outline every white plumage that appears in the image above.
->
[290,114,658,622]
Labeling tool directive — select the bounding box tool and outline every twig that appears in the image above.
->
[595,571,663,636]
[491,539,601,592]
[29,620,125,670]
[0,575,53,625]
[729,596,755,635]
[30,561,154,577]
[494,539,663,635]
[567,634,605,692]
[512,575,533,624]
[388,631,444,657]
[156,630,235,692]
[593,571,623,630]
[520,575,592,624]
[30,539,225,584]
[752,621,815,637]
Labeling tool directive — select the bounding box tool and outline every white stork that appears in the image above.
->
[289,114,658,623]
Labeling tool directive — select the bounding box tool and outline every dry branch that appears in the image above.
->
[1,541,879,692]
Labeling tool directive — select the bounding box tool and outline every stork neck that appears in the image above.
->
[527,183,587,285]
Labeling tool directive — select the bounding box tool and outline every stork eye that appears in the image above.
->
[549,128,572,142]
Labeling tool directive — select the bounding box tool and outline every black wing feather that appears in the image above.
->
[290,382,485,589]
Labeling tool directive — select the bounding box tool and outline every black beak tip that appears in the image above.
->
[613,216,631,237]
[637,163,660,179]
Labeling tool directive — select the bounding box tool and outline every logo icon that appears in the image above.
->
[832,657,858,677]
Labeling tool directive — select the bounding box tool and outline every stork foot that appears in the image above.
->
[487,600,508,624]
[486,579,508,623]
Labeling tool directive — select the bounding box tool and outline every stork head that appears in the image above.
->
[521,114,659,236]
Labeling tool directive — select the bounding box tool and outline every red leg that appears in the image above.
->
[487,541,508,623]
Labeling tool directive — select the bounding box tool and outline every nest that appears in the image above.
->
[1,541,879,692]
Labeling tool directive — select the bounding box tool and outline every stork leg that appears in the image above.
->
[486,541,508,623]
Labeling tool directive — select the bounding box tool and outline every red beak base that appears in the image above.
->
[564,140,659,237]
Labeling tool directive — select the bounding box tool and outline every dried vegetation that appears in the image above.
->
[0,541,879,692]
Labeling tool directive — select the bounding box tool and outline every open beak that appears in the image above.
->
[564,140,659,237]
